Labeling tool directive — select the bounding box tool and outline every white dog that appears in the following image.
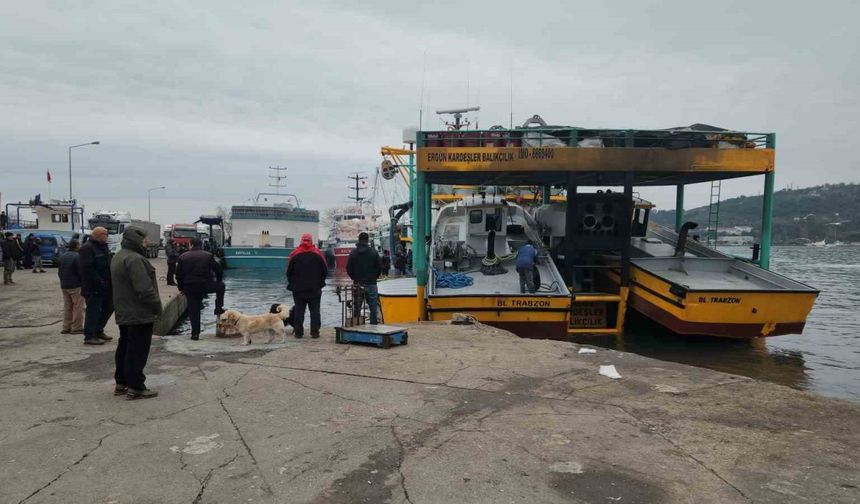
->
[219,304,290,346]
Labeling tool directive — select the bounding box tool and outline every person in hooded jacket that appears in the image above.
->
[346,232,382,324]
[164,238,179,286]
[286,233,327,338]
[111,226,163,399]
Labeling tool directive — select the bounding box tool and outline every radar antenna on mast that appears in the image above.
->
[436,106,480,131]
[347,172,368,203]
[268,166,288,195]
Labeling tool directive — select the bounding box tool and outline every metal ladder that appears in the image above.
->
[707,180,721,248]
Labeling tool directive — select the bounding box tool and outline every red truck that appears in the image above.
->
[170,224,198,249]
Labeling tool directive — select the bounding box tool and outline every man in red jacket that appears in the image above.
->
[285,233,327,338]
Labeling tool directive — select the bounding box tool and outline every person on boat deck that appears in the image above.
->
[176,237,225,340]
[393,244,406,276]
[516,241,538,294]
[347,232,382,324]
[286,233,328,338]
[381,249,391,276]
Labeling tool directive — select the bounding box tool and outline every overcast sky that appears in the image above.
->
[2,0,858,227]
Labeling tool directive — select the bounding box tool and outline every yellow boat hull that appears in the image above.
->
[602,267,818,338]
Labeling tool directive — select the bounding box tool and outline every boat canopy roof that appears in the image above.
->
[416,125,774,186]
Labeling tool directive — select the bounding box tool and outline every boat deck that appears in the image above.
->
[431,260,568,297]
[633,257,817,292]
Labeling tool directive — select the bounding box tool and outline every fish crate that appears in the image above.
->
[335,324,408,349]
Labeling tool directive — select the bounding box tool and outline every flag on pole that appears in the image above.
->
[47,170,52,183]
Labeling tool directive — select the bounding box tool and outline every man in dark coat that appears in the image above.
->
[164,238,179,286]
[286,233,327,338]
[2,232,23,284]
[111,226,162,399]
[176,237,225,340]
[346,232,382,324]
[79,227,114,345]
[381,249,391,276]
[58,240,85,333]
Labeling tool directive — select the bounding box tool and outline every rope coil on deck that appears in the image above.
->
[434,270,475,289]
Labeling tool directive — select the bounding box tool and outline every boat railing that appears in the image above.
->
[419,128,770,150]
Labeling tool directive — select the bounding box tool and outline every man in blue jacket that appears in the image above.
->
[516,241,538,294]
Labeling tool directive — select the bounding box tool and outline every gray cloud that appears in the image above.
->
[1,0,858,225]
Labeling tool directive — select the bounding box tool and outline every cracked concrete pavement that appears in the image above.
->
[2,262,860,503]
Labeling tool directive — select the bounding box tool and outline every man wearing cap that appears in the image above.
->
[111,225,163,399]
[2,232,24,284]
[286,233,327,338]
[79,226,114,345]
[346,232,383,324]
[176,237,225,340]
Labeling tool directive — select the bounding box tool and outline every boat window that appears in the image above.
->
[51,213,69,223]
[469,209,483,224]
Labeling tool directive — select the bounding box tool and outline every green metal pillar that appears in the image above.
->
[414,169,429,320]
[760,134,776,270]
[542,185,551,205]
[408,151,415,230]
[675,184,684,232]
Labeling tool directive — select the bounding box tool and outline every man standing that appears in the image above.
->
[79,226,114,345]
[516,241,538,294]
[164,238,178,286]
[381,249,391,277]
[30,236,46,273]
[58,240,85,334]
[346,232,382,325]
[286,233,327,338]
[176,237,225,340]
[2,232,23,284]
[111,226,162,399]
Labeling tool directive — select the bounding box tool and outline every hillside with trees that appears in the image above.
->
[651,183,860,244]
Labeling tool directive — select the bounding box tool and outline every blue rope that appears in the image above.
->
[435,270,474,289]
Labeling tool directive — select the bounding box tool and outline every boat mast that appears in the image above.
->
[269,166,288,195]
[347,173,367,204]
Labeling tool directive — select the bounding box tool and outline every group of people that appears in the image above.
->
[1,232,51,282]
[285,231,383,337]
[7,225,165,399]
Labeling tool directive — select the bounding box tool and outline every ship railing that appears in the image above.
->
[419,128,771,150]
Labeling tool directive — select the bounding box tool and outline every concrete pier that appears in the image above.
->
[1,259,859,503]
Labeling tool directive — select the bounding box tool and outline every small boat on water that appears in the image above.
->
[325,174,382,270]
[222,169,320,269]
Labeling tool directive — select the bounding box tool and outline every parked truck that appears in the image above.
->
[170,223,198,249]
[87,211,161,257]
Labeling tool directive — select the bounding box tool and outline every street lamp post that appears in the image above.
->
[68,141,100,201]
[148,186,166,221]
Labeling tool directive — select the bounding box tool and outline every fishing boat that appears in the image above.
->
[535,201,819,338]
[222,168,319,269]
[377,112,818,340]
[379,193,571,338]
[325,174,381,270]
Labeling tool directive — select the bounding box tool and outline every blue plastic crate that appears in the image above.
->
[335,324,408,349]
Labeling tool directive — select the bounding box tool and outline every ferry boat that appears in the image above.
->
[4,196,85,238]
[222,169,320,269]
